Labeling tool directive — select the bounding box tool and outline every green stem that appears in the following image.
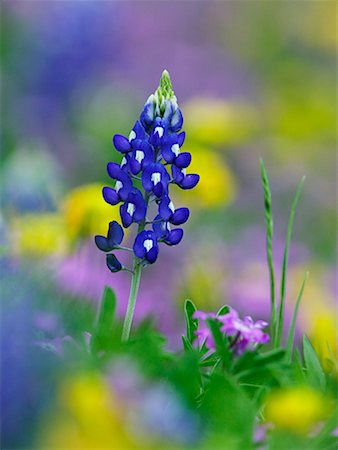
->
[121,193,150,341]
[121,259,142,341]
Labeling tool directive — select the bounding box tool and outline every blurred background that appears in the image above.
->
[1,1,336,448]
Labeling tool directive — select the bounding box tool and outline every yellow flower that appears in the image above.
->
[10,213,67,257]
[183,98,256,147]
[288,266,337,372]
[265,386,330,435]
[62,183,121,242]
[173,146,237,209]
[309,311,338,374]
[39,372,139,449]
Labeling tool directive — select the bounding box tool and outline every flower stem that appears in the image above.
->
[121,258,142,341]
[121,192,149,341]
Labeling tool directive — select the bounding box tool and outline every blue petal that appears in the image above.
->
[141,166,153,192]
[170,108,183,132]
[161,144,175,163]
[133,231,147,259]
[181,174,200,190]
[166,228,183,246]
[108,221,124,245]
[146,245,159,264]
[113,134,131,153]
[170,207,190,225]
[131,120,146,141]
[175,152,191,168]
[94,235,112,252]
[140,103,155,129]
[106,254,122,272]
[152,215,167,240]
[102,187,120,205]
[119,203,133,228]
[153,182,164,198]
[159,196,173,221]
[177,131,186,147]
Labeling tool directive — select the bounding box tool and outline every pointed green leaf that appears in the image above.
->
[286,271,308,362]
[276,176,305,347]
[184,299,198,344]
[90,286,116,354]
[260,159,276,346]
[303,335,326,390]
[207,318,232,370]
[217,305,230,316]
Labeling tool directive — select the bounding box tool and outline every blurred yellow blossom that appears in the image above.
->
[62,183,120,241]
[10,213,67,257]
[39,372,139,449]
[183,98,256,147]
[265,386,330,435]
[309,311,337,374]
[289,266,337,372]
[173,146,237,209]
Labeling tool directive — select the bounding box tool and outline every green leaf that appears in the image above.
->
[260,159,276,346]
[183,299,198,345]
[207,318,232,370]
[276,176,305,347]
[90,286,116,355]
[217,305,230,316]
[286,271,308,362]
[182,335,193,352]
[254,348,286,366]
[303,335,326,390]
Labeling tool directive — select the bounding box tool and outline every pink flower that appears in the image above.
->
[193,307,269,355]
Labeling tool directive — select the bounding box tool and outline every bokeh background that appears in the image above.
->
[1,1,336,448]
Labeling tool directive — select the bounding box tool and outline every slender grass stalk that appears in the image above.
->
[121,259,142,341]
[276,176,305,347]
[260,159,276,346]
[286,271,308,362]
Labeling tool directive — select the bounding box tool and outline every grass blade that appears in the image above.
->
[286,271,308,362]
[259,159,276,345]
[184,299,198,344]
[276,176,305,346]
[303,335,326,390]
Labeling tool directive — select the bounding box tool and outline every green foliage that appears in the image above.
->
[303,336,326,391]
[90,286,117,355]
[260,159,276,345]
[276,176,305,347]
[286,271,308,362]
[184,299,198,345]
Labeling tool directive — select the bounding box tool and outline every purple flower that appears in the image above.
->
[193,308,270,355]
[133,230,159,264]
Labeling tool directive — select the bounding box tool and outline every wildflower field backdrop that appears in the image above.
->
[1,2,337,449]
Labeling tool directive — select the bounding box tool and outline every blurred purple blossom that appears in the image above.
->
[194,307,269,355]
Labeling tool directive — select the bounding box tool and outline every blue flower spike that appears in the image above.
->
[95,70,200,340]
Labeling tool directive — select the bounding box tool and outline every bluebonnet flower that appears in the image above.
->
[133,230,159,264]
[94,221,124,252]
[95,70,199,271]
